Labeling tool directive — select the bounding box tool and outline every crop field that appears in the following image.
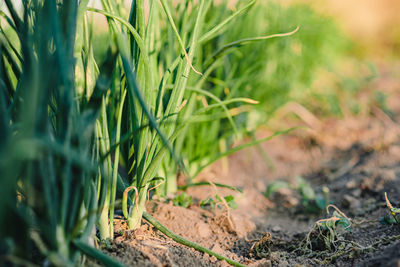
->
[1,0,400,266]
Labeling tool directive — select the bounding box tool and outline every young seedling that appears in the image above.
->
[200,194,238,210]
[172,192,193,208]
[297,177,330,213]
[384,192,400,229]
[303,205,351,252]
[265,176,330,213]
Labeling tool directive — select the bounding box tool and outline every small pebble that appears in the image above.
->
[346,180,358,189]
[351,188,362,197]
[342,195,362,210]
[272,226,281,232]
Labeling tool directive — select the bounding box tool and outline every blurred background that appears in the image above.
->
[3,0,399,119]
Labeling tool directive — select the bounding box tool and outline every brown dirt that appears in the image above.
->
[95,63,400,266]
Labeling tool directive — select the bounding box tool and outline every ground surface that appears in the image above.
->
[96,65,400,266]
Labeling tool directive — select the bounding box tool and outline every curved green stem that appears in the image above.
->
[128,184,149,229]
[205,26,300,68]
[86,7,151,87]
[159,0,202,75]
[178,182,243,193]
[143,212,246,267]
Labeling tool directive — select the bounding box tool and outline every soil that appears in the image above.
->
[97,65,400,266]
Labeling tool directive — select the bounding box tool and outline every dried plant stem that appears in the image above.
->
[207,179,236,231]
[385,192,400,225]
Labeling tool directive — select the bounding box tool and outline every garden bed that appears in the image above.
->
[98,84,400,266]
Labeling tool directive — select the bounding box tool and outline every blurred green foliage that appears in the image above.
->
[172,192,193,208]
[209,1,351,118]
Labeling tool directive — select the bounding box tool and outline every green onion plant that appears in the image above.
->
[0,0,121,265]
[90,0,298,238]
[0,0,303,266]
